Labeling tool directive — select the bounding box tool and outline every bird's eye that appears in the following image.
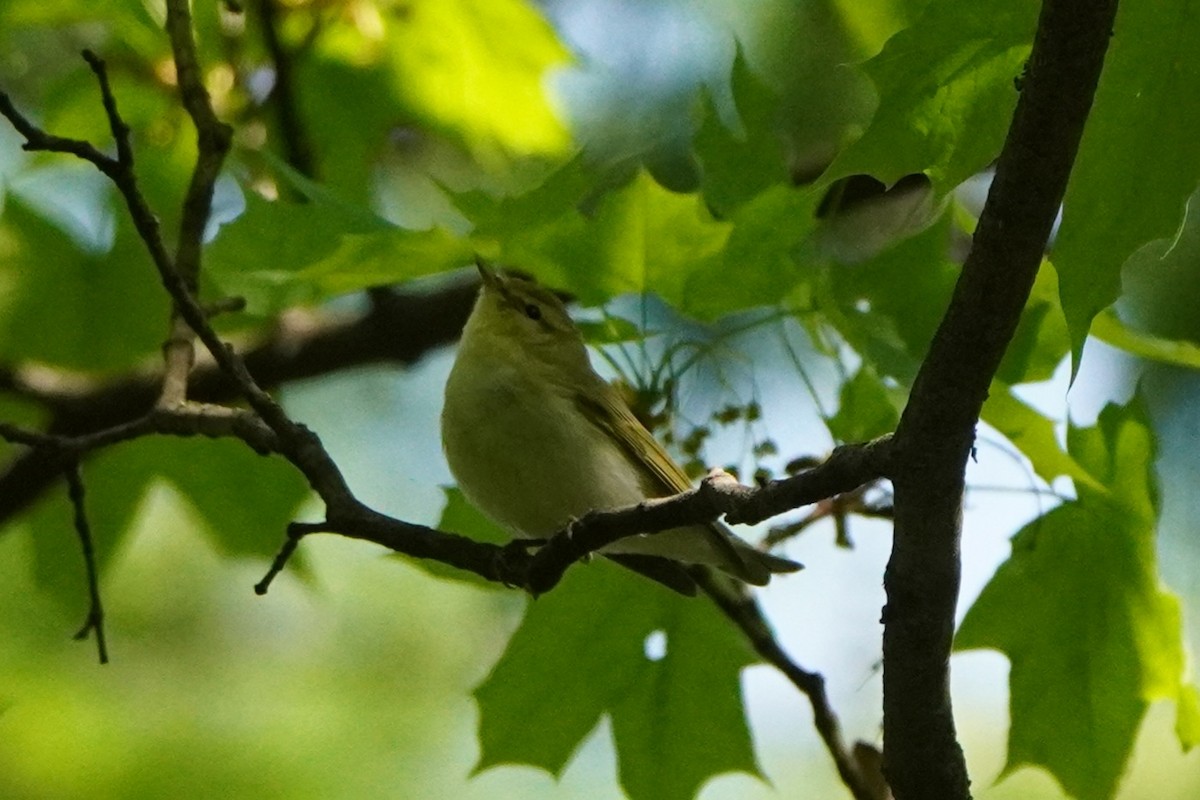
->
[524,303,542,321]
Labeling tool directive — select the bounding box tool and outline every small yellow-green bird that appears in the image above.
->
[441,262,801,594]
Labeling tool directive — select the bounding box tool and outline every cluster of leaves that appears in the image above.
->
[2,0,1200,799]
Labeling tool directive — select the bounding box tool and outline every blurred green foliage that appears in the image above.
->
[2,0,1200,798]
[958,400,1200,800]
[1052,0,1200,366]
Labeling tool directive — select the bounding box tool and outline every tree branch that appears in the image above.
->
[693,569,888,800]
[1,404,277,457]
[253,0,317,177]
[65,461,108,665]
[881,0,1119,797]
[247,438,891,597]
[160,0,236,406]
[524,438,892,594]
[0,281,478,527]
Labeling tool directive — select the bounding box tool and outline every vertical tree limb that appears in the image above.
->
[160,0,236,407]
[882,1,1119,797]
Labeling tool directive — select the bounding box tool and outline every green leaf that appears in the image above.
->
[475,562,760,800]
[825,0,1036,191]
[458,159,822,320]
[1091,310,1200,371]
[828,215,1068,389]
[1052,0,1200,369]
[413,487,510,590]
[1177,684,1200,747]
[980,383,1099,492]
[380,0,572,164]
[0,196,168,371]
[205,188,474,314]
[826,365,900,443]
[156,439,313,559]
[293,55,412,207]
[0,0,164,60]
[608,586,762,800]
[289,0,570,204]
[467,169,733,309]
[576,315,644,346]
[827,210,958,383]
[692,48,790,216]
[1064,400,1160,521]
[678,183,821,321]
[956,399,1199,800]
[1117,188,1200,346]
[996,260,1069,385]
[451,154,599,240]
[549,171,735,313]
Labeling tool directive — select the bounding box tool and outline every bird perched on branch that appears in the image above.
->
[441,261,801,594]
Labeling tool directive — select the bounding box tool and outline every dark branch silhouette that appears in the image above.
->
[0,281,478,525]
[694,569,888,800]
[253,0,317,178]
[65,461,108,665]
[881,0,1119,797]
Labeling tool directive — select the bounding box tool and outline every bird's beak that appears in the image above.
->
[475,257,501,291]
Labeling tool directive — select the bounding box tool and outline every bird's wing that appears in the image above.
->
[574,384,693,493]
[573,383,751,573]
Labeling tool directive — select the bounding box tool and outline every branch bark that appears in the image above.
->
[526,438,893,594]
[0,281,478,525]
[881,1,1119,797]
[240,438,891,596]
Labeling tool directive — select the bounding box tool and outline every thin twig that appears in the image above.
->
[81,50,133,170]
[763,483,893,548]
[1,404,278,458]
[253,0,317,177]
[0,279,479,527]
[160,0,236,406]
[0,57,175,339]
[253,521,318,594]
[693,569,886,800]
[65,461,108,664]
[0,88,118,174]
[166,0,233,289]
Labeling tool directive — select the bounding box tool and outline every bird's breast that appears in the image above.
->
[442,358,645,538]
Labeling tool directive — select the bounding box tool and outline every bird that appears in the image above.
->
[440,262,801,594]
